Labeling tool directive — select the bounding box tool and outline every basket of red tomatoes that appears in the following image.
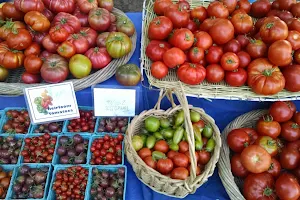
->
[125,87,221,198]
[142,0,300,101]
[219,101,300,200]
[0,0,137,95]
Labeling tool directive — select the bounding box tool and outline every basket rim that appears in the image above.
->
[140,0,300,102]
[0,7,137,96]
[218,109,268,200]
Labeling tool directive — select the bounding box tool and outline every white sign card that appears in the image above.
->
[93,88,136,117]
[24,82,80,124]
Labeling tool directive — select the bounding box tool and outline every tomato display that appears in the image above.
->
[148,16,173,40]
[164,4,189,28]
[269,101,294,122]
[275,173,300,200]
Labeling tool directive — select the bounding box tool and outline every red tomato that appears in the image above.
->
[251,0,271,18]
[2,2,24,21]
[209,19,235,45]
[170,167,189,180]
[257,115,281,138]
[172,28,194,51]
[221,52,239,71]
[231,13,253,35]
[291,3,300,17]
[281,121,300,142]
[49,26,69,43]
[230,153,249,178]
[163,47,186,68]
[88,8,111,32]
[164,4,189,28]
[283,65,300,92]
[205,46,223,64]
[177,63,206,85]
[198,150,211,165]
[57,41,76,59]
[280,147,300,170]
[43,0,75,13]
[268,40,293,67]
[148,16,173,40]
[79,27,97,48]
[225,68,247,87]
[260,19,288,44]
[243,172,276,200]
[242,128,258,144]
[287,31,300,51]
[220,0,237,14]
[84,47,111,69]
[67,33,89,54]
[255,136,278,157]
[24,42,41,56]
[146,40,170,62]
[21,72,41,84]
[188,47,204,63]
[241,145,272,173]
[236,35,250,49]
[157,158,173,175]
[294,112,300,124]
[269,101,294,123]
[153,0,172,16]
[207,1,229,19]
[190,6,207,22]
[150,61,168,79]
[205,64,225,83]
[277,0,296,11]
[194,31,213,50]
[237,0,251,13]
[227,128,250,153]
[275,173,300,200]
[267,158,281,177]
[154,140,169,153]
[138,148,152,160]
[223,39,241,53]
[178,141,189,153]
[7,28,32,51]
[24,55,43,74]
[246,39,267,59]
[167,150,178,159]
[185,19,198,33]
[237,51,251,68]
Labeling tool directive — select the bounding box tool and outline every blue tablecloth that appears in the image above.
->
[1,11,300,200]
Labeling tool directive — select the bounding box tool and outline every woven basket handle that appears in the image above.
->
[154,89,176,110]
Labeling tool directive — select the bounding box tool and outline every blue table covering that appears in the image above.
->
[1,11,300,200]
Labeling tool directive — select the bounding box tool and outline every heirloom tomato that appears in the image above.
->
[283,65,300,92]
[153,0,172,16]
[42,34,59,53]
[43,0,75,13]
[291,3,300,17]
[88,7,111,32]
[230,154,249,178]
[209,19,234,45]
[49,25,69,43]
[164,4,189,28]
[146,40,170,62]
[24,55,42,74]
[207,1,229,19]
[79,27,97,48]
[116,17,135,37]
[67,34,89,54]
[2,2,24,21]
[40,54,69,83]
[96,32,109,48]
[172,28,194,51]
[177,63,206,85]
[98,0,114,12]
[148,16,173,40]
[73,7,88,27]
[69,54,92,79]
[0,42,24,69]
[42,7,54,21]
[85,47,112,69]
[6,29,32,51]
[255,136,278,157]
[277,0,296,11]
[247,58,285,95]
[286,31,300,50]
[281,121,300,142]
[162,47,186,68]
[24,42,41,56]
[21,72,41,84]
[231,13,253,35]
[237,0,251,13]
[225,68,247,87]
[241,145,272,173]
[257,115,281,138]
[246,39,267,59]
[243,173,276,200]
[77,0,98,14]
[24,11,50,32]
[289,18,300,33]
[115,64,141,86]
[29,29,46,45]
[205,64,224,83]
[250,0,271,18]
[194,31,212,50]
[151,61,168,79]
[57,41,76,59]
[105,32,132,58]
[260,18,288,44]
[268,40,293,67]
[276,173,300,200]
[269,101,294,122]
[52,12,81,34]
[14,0,44,13]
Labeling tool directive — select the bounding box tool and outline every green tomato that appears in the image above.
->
[195,140,203,150]
[190,110,201,123]
[132,135,144,151]
[206,138,216,152]
[169,143,179,151]
[140,134,147,147]
[152,151,166,160]
[69,54,92,79]
[203,125,213,138]
[161,128,174,139]
[175,110,184,127]
[146,136,156,149]
[0,66,8,81]
[154,132,164,140]
[173,127,184,144]
[145,116,160,132]
[160,118,170,129]
[140,128,149,135]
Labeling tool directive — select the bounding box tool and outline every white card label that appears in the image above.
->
[94,88,136,116]
[24,82,79,124]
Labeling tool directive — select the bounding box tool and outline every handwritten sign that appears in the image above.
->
[93,88,136,116]
[24,82,80,124]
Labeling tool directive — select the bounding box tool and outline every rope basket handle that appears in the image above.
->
[154,89,177,110]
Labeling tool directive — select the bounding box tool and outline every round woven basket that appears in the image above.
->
[0,7,137,96]
[218,109,268,200]
[125,85,221,198]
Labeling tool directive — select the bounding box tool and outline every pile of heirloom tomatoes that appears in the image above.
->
[0,0,135,84]
[227,101,300,199]
[147,0,300,95]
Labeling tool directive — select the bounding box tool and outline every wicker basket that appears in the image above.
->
[218,109,268,200]
[125,85,221,198]
[0,7,137,96]
[141,0,300,101]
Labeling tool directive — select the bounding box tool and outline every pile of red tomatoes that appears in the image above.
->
[147,0,300,95]
[0,0,135,84]
[228,101,300,199]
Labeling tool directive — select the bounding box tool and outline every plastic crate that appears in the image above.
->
[19,133,58,164]
[29,121,66,134]
[87,165,127,200]
[7,163,52,200]
[95,117,130,134]
[0,108,31,135]
[87,133,124,165]
[52,133,91,165]
[62,106,98,134]
[47,165,90,200]
[0,134,25,165]
[0,165,18,200]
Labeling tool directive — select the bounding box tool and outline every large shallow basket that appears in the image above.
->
[141,0,300,101]
[0,7,137,96]
[125,86,221,198]
[218,109,268,199]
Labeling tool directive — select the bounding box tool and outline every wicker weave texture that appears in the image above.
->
[0,8,137,96]
[141,0,300,101]
[125,87,221,198]
[218,109,268,200]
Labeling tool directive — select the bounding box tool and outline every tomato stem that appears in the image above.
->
[263,187,273,197]
[263,114,274,122]
[262,69,274,77]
